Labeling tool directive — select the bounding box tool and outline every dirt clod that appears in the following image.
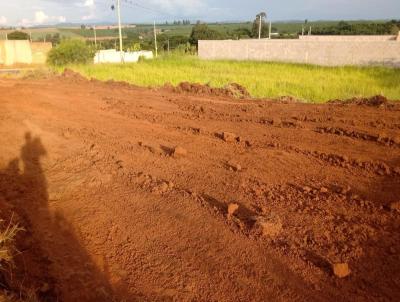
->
[222,132,237,143]
[254,215,283,238]
[390,201,400,213]
[333,263,351,278]
[320,187,329,193]
[173,146,187,157]
[227,203,239,218]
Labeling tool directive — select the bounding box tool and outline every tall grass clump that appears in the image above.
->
[0,217,26,301]
[0,217,23,267]
[47,39,94,66]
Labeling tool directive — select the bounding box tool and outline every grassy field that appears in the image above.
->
[65,55,400,102]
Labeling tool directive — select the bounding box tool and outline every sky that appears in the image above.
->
[0,0,399,27]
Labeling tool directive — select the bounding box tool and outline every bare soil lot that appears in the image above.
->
[0,74,399,301]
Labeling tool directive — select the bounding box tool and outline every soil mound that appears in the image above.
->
[329,95,392,107]
[61,68,87,82]
[174,82,250,98]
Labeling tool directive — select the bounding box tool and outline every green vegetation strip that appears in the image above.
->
[66,56,400,102]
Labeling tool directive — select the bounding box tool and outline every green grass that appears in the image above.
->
[64,55,400,102]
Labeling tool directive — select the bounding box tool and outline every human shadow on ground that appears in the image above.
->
[0,132,130,301]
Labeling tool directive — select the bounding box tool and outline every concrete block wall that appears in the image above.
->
[198,38,400,67]
[31,42,53,64]
[0,40,52,66]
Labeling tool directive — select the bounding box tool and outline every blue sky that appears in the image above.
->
[0,0,399,26]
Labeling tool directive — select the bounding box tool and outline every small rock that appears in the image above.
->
[222,132,237,142]
[227,203,239,218]
[302,186,312,193]
[333,263,351,278]
[390,201,400,213]
[173,146,187,157]
[245,140,252,147]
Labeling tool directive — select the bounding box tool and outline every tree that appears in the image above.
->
[233,27,252,39]
[251,12,268,38]
[7,31,29,40]
[189,23,223,46]
[45,33,61,45]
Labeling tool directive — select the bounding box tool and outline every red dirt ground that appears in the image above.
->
[0,75,399,301]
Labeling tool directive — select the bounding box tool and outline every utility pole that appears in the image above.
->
[258,15,262,39]
[154,21,158,57]
[116,0,124,61]
[269,21,272,39]
[93,25,97,48]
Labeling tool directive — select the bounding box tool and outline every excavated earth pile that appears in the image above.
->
[0,75,399,301]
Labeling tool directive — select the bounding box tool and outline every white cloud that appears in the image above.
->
[18,11,66,26]
[0,16,7,25]
[34,11,49,24]
[79,0,96,21]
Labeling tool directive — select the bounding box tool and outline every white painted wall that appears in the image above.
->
[94,49,154,64]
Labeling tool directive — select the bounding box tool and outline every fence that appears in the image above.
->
[198,36,400,67]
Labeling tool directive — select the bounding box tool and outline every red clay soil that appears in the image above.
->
[0,75,399,302]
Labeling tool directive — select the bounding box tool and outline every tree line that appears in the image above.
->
[311,20,400,35]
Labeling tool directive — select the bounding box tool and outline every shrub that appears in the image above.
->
[47,39,95,66]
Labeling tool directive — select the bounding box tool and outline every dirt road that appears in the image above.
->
[0,74,399,301]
